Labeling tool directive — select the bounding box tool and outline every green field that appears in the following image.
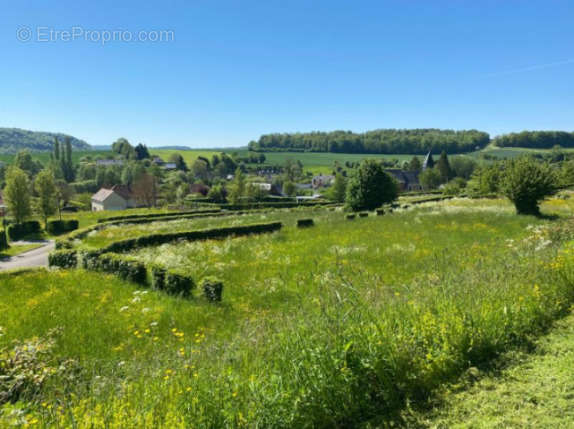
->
[2,197,574,427]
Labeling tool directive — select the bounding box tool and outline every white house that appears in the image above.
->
[91,185,136,211]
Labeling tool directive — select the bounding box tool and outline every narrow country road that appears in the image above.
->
[0,240,55,271]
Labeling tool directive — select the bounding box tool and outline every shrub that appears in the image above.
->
[165,270,194,296]
[0,230,8,251]
[48,250,78,269]
[376,209,385,216]
[96,209,221,223]
[359,212,368,218]
[102,222,283,254]
[346,214,356,220]
[7,221,41,241]
[501,157,558,215]
[297,219,314,228]
[201,277,223,302]
[46,219,79,235]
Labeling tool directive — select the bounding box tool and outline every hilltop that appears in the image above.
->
[0,127,91,153]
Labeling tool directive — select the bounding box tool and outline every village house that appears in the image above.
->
[91,185,137,211]
[312,174,335,189]
[189,183,210,196]
[384,169,422,192]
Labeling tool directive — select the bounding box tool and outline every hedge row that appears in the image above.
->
[82,252,147,285]
[46,220,79,235]
[7,221,42,241]
[194,201,332,210]
[0,230,9,251]
[48,249,78,269]
[100,221,283,254]
[97,208,221,223]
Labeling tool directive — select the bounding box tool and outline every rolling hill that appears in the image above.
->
[0,127,91,153]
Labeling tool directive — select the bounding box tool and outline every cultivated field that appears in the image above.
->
[2,197,574,427]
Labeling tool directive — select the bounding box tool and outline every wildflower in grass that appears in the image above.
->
[119,306,129,312]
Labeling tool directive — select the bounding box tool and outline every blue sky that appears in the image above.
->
[1,0,573,148]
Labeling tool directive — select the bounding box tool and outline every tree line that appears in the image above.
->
[248,129,490,155]
[493,131,574,149]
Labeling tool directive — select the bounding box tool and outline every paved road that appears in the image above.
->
[0,240,54,271]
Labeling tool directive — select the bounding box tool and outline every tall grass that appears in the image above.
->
[1,198,574,427]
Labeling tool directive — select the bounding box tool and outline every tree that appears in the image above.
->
[331,173,347,202]
[284,159,302,182]
[468,164,500,195]
[34,170,57,228]
[228,167,246,204]
[207,184,227,203]
[176,184,188,208]
[134,143,151,160]
[14,150,42,176]
[500,157,557,215]
[4,167,32,224]
[55,180,74,221]
[436,151,454,183]
[112,138,136,160]
[407,156,422,172]
[419,168,442,190]
[345,160,398,211]
[450,156,477,179]
[168,153,188,171]
[191,159,210,181]
[283,181,296,197]
[132,173,158,207]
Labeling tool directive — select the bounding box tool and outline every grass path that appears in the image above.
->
[412,310,574,428]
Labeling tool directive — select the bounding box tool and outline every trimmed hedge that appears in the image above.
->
[151,265,167,290]
[0,230,8,251]
[165,271,194,296]
[297,219,314,228]
[346,214,356,220]
[97,209,221,223]
[201,277,223,302]
[46,219,79,235]
[376,209,385,216]
[48,250,78,269]
[101,222,283,254]
[7,221,42,241]
[359,212,368,218]
[83,252,147,286]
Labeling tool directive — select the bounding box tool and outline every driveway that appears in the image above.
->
[0,240,55,271]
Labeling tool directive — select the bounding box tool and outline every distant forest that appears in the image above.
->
[493,131,574,149]
[248,129,490,155]
[0,128,91,154]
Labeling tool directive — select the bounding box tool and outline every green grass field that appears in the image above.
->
[2,197,574,427]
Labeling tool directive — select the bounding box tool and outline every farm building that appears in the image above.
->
[91,185,136,211]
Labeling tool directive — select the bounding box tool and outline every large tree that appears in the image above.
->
[34,170,57,228]
[436,151,454,183]
[4,167,32,224]
[419,168,442,190]
[345,160,398,211]
[331,173,347,203]
[228,167,246,204]
[501,157,557,215]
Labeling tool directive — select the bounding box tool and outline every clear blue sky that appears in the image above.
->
[1,0,573,148]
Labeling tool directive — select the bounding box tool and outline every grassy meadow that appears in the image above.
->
[2,197,574,427]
